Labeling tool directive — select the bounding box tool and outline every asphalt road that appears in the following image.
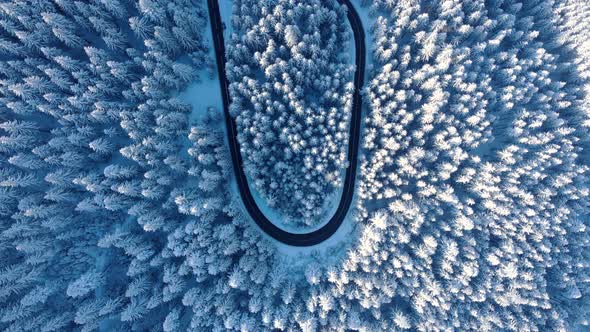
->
[207,0,365,246]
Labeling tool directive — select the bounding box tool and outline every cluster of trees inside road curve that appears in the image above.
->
[226,0,355,226]
[1,0,590,331]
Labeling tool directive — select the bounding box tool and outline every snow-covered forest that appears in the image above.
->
[226,0,355,225]
[357,0,590,328]
[0,0,590,331]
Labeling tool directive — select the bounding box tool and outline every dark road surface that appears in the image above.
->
[207,0,365,246]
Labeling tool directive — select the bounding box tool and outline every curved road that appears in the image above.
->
[207,0,365,246]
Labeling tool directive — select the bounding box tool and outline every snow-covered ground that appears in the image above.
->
[351,0,375,75]
[177,5,223,125]
[218,0,234,38]
[177,77,222,125]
